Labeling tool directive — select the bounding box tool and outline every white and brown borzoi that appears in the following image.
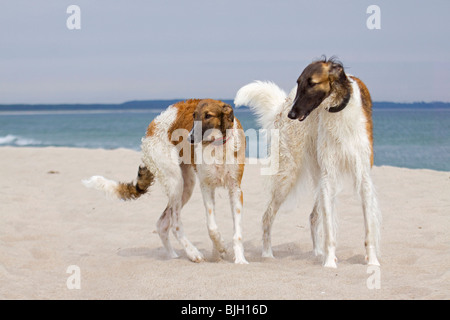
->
[83,99,248,264]
[234,57,381,268]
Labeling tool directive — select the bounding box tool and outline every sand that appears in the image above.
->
[0,146,448,300]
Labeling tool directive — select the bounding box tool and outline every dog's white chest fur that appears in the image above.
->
[197,163,224,186]
[317,79,371,173]
[196,161,237,188]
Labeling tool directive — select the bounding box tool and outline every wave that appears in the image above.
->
[0,134,42,146]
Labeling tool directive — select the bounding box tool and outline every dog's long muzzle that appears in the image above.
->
[288,93,314,122]
[288,99,310,121]
[288,107,310,121]
[287,108,299,120]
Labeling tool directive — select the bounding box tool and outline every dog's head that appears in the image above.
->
[288,57,350,122]
[188,99,234,144]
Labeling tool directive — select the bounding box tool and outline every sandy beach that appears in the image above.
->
[0,146,448,300]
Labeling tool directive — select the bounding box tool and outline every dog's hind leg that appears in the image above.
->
[157,207,178,259]
[170,187,204,263]
[153,160,202,262]
[262,201,281,258]
[158,195,204,262]
[142,137,180,259]
[359,172,381,266]
[309,170,324,257]
[169,164,204,262]
[155,169,187,260]
[309,200,324,257]
[262,174,296,258]
[352,157,381,266]
[180,164,196,207]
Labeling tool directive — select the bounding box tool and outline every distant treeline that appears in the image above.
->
[373,102,450,109]
[0,100,449,112]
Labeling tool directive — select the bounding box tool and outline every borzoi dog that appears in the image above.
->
[234,57,381,268]
[83,99,248,264]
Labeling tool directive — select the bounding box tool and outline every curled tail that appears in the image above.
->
[234,81,287,130]
[82,165,154,200]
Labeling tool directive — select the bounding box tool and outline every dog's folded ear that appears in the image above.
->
[221,103,234,132]
[222,103,234,119]
[328,62,346,83]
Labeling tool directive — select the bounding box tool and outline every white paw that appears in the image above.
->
[262,248,274,258]
[234,256,249,264]
[187,249,205,263]
[365,255,380,266]
[215,243,228,256]
[323,256,338,268]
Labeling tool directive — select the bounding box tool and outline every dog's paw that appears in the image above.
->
[323,256,338,268]
[187,249,205,263]
[365,255,380,266]
[262,249,274,259]
[234,256,249,265]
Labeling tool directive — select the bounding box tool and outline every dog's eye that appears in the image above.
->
[309,79,318,87]
[204,113,212,119]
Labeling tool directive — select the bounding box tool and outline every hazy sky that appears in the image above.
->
[1,0,449,104]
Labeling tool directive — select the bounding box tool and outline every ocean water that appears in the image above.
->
[0,103,449,172]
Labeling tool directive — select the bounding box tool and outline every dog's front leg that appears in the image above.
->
[319,175,338,268]
[200,185,227,258]
[229,186,248,264]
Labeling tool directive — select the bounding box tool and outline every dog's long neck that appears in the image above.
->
[327,76,352,113]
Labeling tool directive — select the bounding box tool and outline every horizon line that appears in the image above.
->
[1,100,450,106]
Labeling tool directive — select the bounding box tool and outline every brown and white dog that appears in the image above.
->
[83,99,248,264]
[234,57,381,268]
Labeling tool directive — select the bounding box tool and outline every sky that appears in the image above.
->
[1,0,449,104]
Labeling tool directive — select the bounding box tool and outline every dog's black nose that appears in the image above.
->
[287,109,298,120]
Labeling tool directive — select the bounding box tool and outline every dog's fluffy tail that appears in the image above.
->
[234,81,287,129]
[82,165,155,200]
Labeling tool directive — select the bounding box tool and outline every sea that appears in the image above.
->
[1,101,449,172]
